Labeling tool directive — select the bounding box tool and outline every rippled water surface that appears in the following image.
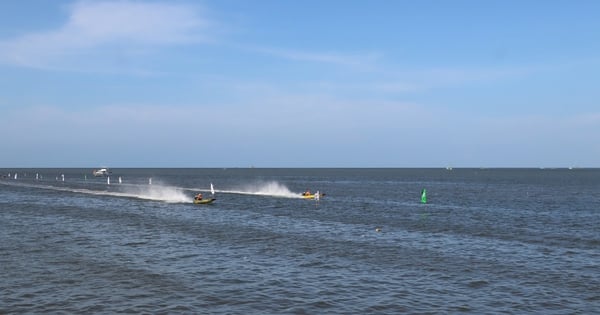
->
[1,168,599,313]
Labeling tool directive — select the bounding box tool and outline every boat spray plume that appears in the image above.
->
[224,181,299,198]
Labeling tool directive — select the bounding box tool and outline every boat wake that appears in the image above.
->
[119,184,191,203]
[216,181,299,198]
[0,180,191,203]
[1,178,300,202]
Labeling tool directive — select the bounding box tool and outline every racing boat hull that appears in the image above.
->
[193,198,216,204]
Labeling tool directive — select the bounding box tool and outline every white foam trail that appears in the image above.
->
[2,178,300,200]
[221,181,300,198]
[0,180,191,203]
[121,185,190,203]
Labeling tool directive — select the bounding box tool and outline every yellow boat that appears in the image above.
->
[301,192,325,199]
[194,184,216,204]
[193,198,215,204]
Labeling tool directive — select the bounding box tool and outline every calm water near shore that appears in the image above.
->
[1,168,599,313]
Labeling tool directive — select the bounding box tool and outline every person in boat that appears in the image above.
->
[302,189,311,196]
[195,193,203,201]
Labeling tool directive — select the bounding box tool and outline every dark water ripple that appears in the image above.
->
[1,168,600,313]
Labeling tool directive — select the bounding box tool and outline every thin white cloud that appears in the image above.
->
[0,1,210,69]
[243,45,381,69]
[66,1,207,44]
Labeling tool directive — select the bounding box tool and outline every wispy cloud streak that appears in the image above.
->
[244,45,381,69]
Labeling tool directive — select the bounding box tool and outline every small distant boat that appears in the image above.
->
[193,198,216,205]
[92,168,110,177]
[193,183,216,204]
[301,192,325,199]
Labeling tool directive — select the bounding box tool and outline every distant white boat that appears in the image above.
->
[92,168,110,177]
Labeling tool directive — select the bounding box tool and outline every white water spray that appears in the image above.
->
[127,185,190,203]
[223,181,299,198]
[1,180,191,203]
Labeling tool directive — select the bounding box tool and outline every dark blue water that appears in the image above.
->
[1,168,599,313]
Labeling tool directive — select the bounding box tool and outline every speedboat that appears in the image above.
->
[301,192,325,199]
[92,168,110,177]
[193,198,216,204]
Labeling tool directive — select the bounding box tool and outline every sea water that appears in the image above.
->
[1,168,599,313]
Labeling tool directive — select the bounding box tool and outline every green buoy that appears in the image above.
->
[421,189,427,204]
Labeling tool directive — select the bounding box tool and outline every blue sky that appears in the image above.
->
[1,0,599,167]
